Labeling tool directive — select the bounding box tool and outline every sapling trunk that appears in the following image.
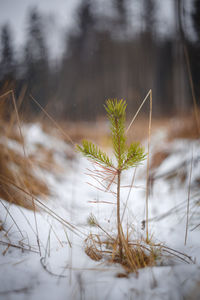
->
[117,169,123,260]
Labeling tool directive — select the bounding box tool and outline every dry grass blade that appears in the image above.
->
[40,257,67,278]
[0,240,39,254]
[159,244,195,264]
[0,199,24,238]
[146,90,152,241]
[84,230,161,274]
[121,168,137,222]
[146,192,200,223]
[0,175,85,237]
[119,229,156,273]
[29,94,74,146]
[126,89,152,135]
[85,234,103,261]
[10,90,27,158]
[84,222,194,273]
[126,90,153,241]
[184,149,193,245]
[0,90,49,209]
[0,144,49,209]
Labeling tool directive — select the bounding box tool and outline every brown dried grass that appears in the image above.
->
[84,230,194,274]
[84,232,160,274]
[150,112,200,177]
[57,110,199,148]
[168,112,200,141]
[0,91,50,210]
[0,142,49,210]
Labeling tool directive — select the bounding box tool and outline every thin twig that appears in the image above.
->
[0,199,24,238]
[32,197,41,256]
[184,148,193,245]
[1,89,43,255]
[17,205,44,251]
[0,240,39,254]
[0,175,85,236]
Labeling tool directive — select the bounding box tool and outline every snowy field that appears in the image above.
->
[0,123,200,300]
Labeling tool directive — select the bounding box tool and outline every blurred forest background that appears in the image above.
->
[0,0,200,121]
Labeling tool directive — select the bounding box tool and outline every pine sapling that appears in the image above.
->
[77,99,146,261]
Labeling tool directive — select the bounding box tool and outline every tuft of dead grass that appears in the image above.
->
[84,226,194,274]
[29,144,62,172]
[85,234,103,261]
[0,142,49,210]
[84,232,161,274]
[0,91,51,210]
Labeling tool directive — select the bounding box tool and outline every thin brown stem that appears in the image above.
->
[126,89,151,134]
[184,149,193,245]
[117,169,122,260]
[145,89,152,242]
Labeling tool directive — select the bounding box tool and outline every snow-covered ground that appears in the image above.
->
[0,123,200,300]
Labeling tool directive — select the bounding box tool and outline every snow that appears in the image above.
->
[0,123,200,300]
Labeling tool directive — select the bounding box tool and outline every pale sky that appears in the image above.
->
[0,0,195,59]
[0,0,81,59]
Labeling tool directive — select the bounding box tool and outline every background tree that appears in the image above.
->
[0,24,16,89]
[58,0,99,119]
[23,7,49,112]
[191,0,200,105]
[0,1,198,120]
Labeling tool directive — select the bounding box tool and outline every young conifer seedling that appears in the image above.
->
[77,99,146,261]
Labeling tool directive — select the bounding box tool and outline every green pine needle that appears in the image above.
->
[76,140,114,169]
[104,99,127,168]
[77,99,146,172]
[122,142,146,170]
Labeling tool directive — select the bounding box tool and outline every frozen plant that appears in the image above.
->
[77,99,146,261]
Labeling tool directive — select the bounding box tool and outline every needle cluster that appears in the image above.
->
[77,99,146,171]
